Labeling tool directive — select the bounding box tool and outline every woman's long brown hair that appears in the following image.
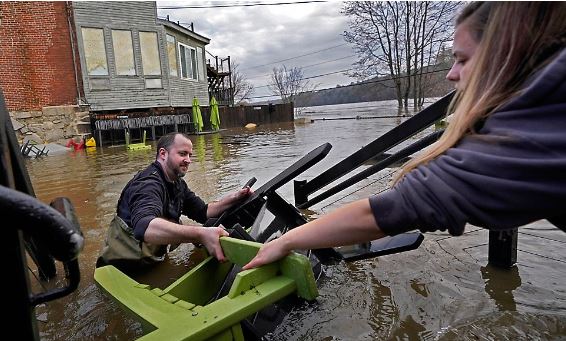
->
[395,2,566,183]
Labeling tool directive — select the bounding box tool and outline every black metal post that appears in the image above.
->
[1,89,39,339]
[488,229,518,268]
[10,228,39,340]
[293,179,308,208]
[227,56,234,106]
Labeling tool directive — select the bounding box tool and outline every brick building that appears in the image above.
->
[0,2,79,111]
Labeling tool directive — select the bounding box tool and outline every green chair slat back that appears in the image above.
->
[94,237,319,340]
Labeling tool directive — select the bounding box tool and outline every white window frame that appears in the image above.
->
[178,42,199,81]
[196,46,204,81]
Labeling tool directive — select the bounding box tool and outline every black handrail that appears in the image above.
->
[2,187,83,262]
[294,91,454,208]
[297,129,445,209]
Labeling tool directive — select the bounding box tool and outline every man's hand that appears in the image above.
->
[199,226,229,261]
[207,187,254,217]
[232,186,253,201]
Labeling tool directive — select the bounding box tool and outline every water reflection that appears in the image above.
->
[410,279,430,298]
[389,315,427,340]
[367,269,397,338]
[193,134,207,163]
[211,133,223,162]
[481,265,521,312]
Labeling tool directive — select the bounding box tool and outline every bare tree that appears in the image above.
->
[230,61,254,105]
[343,1,460,111]
[268,65,314,103]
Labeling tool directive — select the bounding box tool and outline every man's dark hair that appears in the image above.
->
[155,132,190,159]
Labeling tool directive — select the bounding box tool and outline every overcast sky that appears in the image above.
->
[156,0,358,102]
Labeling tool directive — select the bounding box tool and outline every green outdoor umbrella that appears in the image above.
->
[210,96,220,131]
[192,97,204,132]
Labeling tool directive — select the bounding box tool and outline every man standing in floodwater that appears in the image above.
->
[97,132,252,271]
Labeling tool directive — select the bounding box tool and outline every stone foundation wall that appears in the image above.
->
[10,105,91,144]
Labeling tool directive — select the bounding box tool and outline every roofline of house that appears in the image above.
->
[157,18,210,44]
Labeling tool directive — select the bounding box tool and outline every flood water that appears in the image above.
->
[27,99,566,340]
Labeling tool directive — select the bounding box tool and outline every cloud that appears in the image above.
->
[157,1,358,101]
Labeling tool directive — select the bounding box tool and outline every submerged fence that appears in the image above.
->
[91,102,294,146]
[94,114,192,130]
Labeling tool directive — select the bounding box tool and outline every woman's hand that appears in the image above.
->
[242,237,291,270]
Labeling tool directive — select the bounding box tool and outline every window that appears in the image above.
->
[178,42,199,80]
[139,31,162,76]
[112,30,136,76]
[196,47,204,81]
[81,27,108,76]
[166,34,178,77]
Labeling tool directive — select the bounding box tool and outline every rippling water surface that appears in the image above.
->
[27,100,566,340]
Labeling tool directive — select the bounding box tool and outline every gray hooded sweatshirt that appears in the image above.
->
[370,49,566,236]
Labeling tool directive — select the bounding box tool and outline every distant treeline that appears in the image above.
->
[256,61,454,108]
[296,62,454,107]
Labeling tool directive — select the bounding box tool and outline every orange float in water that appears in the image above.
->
[65,138,85,150]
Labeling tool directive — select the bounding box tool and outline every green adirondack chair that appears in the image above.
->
[94,237,318,341]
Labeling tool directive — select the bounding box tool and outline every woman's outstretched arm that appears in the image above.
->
[242,198,385,269]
